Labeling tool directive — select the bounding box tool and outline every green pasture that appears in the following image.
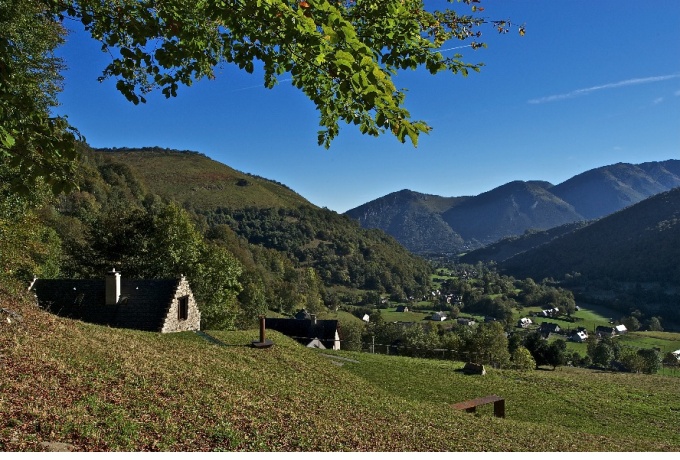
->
[338,350,680,448]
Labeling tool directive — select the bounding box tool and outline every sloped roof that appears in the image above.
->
[539,322,560,333]
[266,317,338,349]
[596,325,615,334]
[294,309,312,320]
[31,278,182,332]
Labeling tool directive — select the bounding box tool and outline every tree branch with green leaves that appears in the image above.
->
[2,0,522,196]
[54,0,523,147]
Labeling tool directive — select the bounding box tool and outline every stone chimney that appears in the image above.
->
[105,269,121,305]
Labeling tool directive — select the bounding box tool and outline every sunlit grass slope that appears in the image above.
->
[97,148,312,211]
[2,289,679,451]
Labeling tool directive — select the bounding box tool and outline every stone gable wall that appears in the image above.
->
[161,277,201,333]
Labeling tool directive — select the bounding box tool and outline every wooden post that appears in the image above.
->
[251,315,274,348]
[493,399,505,418]
[259,316,266,343]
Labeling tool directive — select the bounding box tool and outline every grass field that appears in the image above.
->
[2,288,680,451]
[618,331,680,354]
[337,350,680,446]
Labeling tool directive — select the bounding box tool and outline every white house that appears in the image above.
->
[517,317,532,328]
[431,311,447,321]
[571,330,588,342]
[615,324,628,334]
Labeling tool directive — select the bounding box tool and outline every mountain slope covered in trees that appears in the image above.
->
[459,221,590,264]
[345,160,680,254]
[38,146,432,329]
[344,189,467,253]
[498,187,680,322]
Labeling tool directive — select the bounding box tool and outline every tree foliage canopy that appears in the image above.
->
[1,0,81,195]
[3,0,521,193]
[55,0,521,147]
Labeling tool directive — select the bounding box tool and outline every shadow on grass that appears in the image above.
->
[195,330,251,348]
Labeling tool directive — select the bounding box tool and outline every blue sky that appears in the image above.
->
[55,1,680,213]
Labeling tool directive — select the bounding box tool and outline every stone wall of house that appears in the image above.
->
[161,277,201,333]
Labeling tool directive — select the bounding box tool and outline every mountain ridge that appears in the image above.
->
[345,159,680,254]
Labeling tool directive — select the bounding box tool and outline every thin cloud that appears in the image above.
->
[230,78,292,92]
[653,97,664,105]
[528,74,680,104]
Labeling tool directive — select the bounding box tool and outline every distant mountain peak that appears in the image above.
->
[344,159,680,255]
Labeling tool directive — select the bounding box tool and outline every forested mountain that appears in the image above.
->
[498,187,680,321]
[34,146,432,329]
[345,160,680,254]
[459,221,590,264]
[344,189,467,253]
[440,180,580,246]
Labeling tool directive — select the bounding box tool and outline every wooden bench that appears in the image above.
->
[452,395,505,418]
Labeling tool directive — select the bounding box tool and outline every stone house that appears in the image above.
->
[30,269,200,333]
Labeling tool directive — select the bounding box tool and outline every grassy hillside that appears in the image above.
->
[94,147,312,211]
[2,287,679,451]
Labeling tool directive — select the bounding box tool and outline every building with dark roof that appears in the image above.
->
[595,325,616,337]
[266,310,340,350]
[30,269,200,333]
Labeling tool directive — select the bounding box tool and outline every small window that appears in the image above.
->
[178,296,189,321]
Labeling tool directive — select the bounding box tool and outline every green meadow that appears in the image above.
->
[2,293,679,451]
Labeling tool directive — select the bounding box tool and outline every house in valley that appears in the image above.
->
[538,322,561,339]
[595,325,616,337]
[540,307,560,318]
[539,322,561,334]
[615,324,628,334]
[266,311,341,350]
[517,317,533,328]
[395,306,409,313]
[431,311,447,322]
[570,328,588,343]
[457,317,475,326]
[30,269,200,333]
